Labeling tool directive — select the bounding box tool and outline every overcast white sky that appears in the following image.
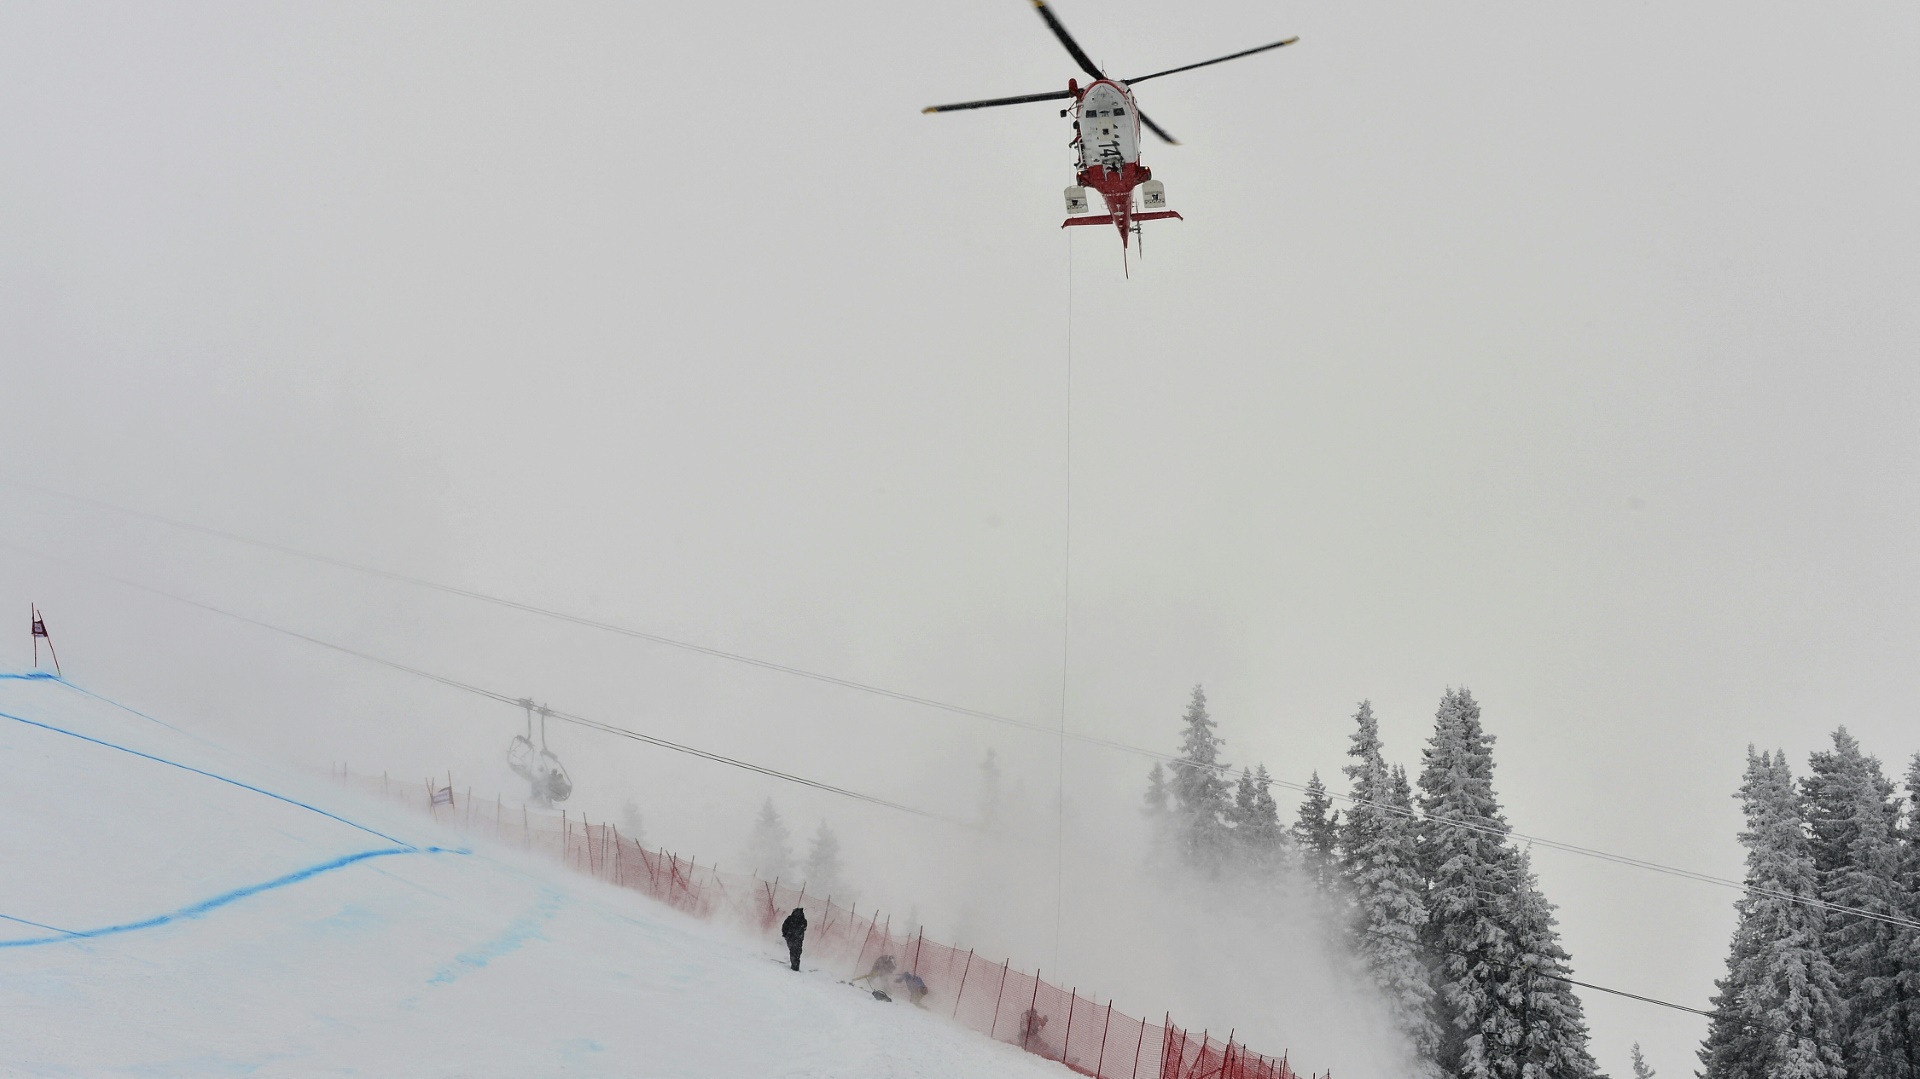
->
[3,2,1918,1075]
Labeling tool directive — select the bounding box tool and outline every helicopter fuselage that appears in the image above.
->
[1064,79,1181,252]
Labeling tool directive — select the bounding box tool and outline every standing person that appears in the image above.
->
[781,907,808,971]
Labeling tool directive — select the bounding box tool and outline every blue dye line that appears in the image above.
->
[58,680,188,733]
[0,709,408,846]
[0,912,74,934]
[0,845,465,948]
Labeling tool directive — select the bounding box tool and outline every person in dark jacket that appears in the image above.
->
[780,907,808,971]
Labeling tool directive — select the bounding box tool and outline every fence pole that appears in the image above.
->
[1131,1008,1147,1079]
[988,959,1010,1039]
[1163,1015,1176,1079]
[612,823,623,886]
[1024,970,1042,1053]
[952,949,974,1018]
[1062,988,1079,1064]
[1095,1000,1112,1078]
[912,927,924,975]
[857,908,880,972]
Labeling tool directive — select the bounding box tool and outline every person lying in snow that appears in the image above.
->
[781,907,807,971]
[1020,1007,1049,1049]
[855,954,897,987]
[893,971,928,1007]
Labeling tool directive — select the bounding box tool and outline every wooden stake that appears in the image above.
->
[988,959,1010,1040]
[1094,1000,1112,1077]
[952,948,975,1018]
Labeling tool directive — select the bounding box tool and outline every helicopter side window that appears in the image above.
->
[1113,108,1126,115]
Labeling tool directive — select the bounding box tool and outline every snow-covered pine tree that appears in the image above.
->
[1802,729,1918,1079]
[1231,764,1289,877]
[1416,687,1598,1079]
[1144,762,1171,818]
[1340,701,1441,1079]
[1630,1042,1655,1079]
[979,749,1004,832]
[747,798,795,881]
[1698,748,1846,1079]
[803,821,844,897]
[619,798,646,847]
[1167,685,1232,871]
[1292,771,1341,891]
[1504,849,1601,1079]
[1903,755,1920,1077]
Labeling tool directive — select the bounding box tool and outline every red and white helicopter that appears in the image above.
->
[924,0,1297,266]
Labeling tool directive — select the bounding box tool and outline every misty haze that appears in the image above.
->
[3,2,1918,1078]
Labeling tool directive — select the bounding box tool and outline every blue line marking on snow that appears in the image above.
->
[0,672,60,681]
[0,912,75,934]
[57,679,189,733]
[0,846,466,948]
[0,709,409,846]
[426,887,564,985]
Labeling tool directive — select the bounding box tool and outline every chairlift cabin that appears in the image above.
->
[507,699,573,806]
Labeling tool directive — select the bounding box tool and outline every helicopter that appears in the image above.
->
[924,0,1297,265]
[507,698,574,807]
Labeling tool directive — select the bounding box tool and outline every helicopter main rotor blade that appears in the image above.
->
[1031,0,1107,82]
[1135,108,1179,145]
[923,87,1077,114]
[1123,36,1300,86]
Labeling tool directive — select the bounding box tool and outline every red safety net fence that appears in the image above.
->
[338,768,1329,1079]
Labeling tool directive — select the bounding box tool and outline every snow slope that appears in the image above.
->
[0,672,1069,1078]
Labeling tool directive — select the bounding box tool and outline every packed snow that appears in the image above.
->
[0,672,1071,1078]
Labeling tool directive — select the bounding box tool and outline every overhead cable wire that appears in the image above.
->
[7,481,1918,933]
[0,539,952,825]
[1352,922,1911,1071]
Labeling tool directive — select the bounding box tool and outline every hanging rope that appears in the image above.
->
[1054,227,1076,970]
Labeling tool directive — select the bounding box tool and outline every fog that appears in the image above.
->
[4,2,1919,1076]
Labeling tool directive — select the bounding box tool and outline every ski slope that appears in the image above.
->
[0,672,1069,1078]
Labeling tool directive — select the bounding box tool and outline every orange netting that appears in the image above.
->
[340,769,1329,1079]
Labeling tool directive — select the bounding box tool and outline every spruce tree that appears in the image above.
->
[1418,687,1523,1078]
[1232,764,1289,876]
[1340,700,1441,1079]
[1699,748,1845,1079]
[1293,771,1342,891]
[979,749,1004,832]
[803,821,844,897]
[1168,685,1232,870]
[1630,1043,1655,1079]
[747,798,795,881]
[1803,730,1918,1079]
[1417,687,1598,1079]
[619,798,646,847]
[1143,762,1171,818]
[1505,850,1601,1079]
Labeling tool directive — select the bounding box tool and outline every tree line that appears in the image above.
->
[1146,686,1600,1079]
[1699,732,1920,1079]
[1150,687,1920,1079]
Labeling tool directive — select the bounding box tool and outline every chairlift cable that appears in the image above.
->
[4,484,1915,933]
[0,539,954,825]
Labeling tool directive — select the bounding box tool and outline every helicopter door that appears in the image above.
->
[1077,82,1140,171]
